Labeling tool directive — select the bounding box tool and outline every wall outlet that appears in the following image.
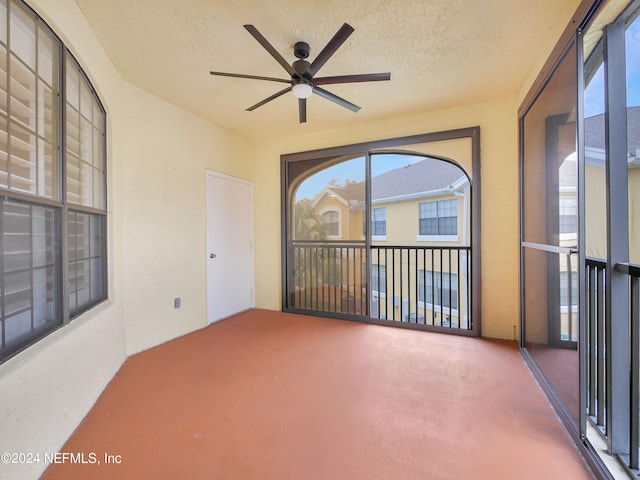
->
[174,297,181,309]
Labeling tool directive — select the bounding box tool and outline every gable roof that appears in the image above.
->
[585,106,640,155]
[371,158,467,201]
[329,182,365,203]
[313,157,468,207]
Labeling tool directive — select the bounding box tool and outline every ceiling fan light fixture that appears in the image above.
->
[292,82,313,99]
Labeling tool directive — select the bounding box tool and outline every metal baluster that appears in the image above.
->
[467,248,471,330]
[431,249,435,325]
[456,249,460,329]
[589,264,596,417]
[392,248,397,321]
[630,273,639,469]
[597,265,605,428]
[440,248,444,326]
[422,248,427,325]
[448,249,452,327]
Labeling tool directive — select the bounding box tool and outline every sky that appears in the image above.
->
[584,16,640,117]
[295,153,423,200]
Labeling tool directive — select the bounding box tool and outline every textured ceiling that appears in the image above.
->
[75,0,570,140]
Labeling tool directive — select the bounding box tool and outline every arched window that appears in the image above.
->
[0,0,107,363]
[321,210,340,237]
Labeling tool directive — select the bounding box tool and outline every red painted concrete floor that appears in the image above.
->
[42,310,594,480]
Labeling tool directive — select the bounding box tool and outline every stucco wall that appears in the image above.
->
[0,0,583,478]
[0,2,257,479]
[0,1,127,479]
[253,97,521,340]
[119,83,256,355]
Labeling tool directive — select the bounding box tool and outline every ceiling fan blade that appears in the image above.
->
[210,71,291,84]
[307,23,354,77]
[299,98,307,123]
[243,25,296,77]
[313,73,391,85]
[313,86,360,112]
[246,86,292,112]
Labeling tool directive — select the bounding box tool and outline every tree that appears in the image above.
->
[294,199,327,241]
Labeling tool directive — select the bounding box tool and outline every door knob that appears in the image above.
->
[210,253,217,259]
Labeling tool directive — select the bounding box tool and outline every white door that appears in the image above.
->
[206,171,254,324]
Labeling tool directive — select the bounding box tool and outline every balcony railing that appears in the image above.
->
[586,257,640,470]
[290,242,367,315]
[289,242,471,331]
[616,261,640,470]
[586,257,607,436]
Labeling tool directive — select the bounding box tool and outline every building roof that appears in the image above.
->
[313,157,468,207]
[371,158,467,200]
[329,182,365,203]
[585,105,640,155]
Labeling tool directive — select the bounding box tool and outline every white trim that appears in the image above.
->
[451,176,470,191]
[372,235,387,241]
[560,306,579,314]
[559,232,577,242]
[311,188,350,208]
[373,188,450,205]
[372,174,469,206]
[417,300,460,318]
[417,234,458,242]
[205,169,253,187]
[585,147,606,167]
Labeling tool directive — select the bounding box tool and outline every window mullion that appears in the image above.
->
[603,19,631,456]
[59,45,68,324]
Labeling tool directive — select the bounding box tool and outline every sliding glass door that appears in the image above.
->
[288,155,367,315]
[520,0,640,474]
[281,129,480,336]
[520,38,580,425]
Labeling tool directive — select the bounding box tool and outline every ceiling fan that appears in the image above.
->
[210,23,391,123]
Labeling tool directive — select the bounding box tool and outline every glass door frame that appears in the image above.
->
[280,127,482,337]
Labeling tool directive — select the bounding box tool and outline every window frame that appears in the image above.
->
[0,0,107,364]
[417,198,458,242]
[371,263,386,296]
[320,208,340,238]
[418,269,459,316]
[371,206,386,240]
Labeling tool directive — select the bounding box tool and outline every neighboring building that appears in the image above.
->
[298,157,471,327]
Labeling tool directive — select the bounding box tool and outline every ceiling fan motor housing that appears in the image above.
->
[294,41,310,59]
[293,59,311,77]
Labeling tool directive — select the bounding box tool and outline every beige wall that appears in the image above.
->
[378,192,469,246]
[120,83,255,355]
[0,1,257,479]
[0,0,580,477]
[254,97,520,340]
[0,1,127,479]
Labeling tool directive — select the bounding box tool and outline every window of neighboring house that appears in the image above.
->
[559,197,577,234]
[419,270,458,309]
[322,210,339,236]
[371,207,386,236]
[559,271,578,309]
[419,199,457,236]
[0,0,107,363]
[371,264,386,294]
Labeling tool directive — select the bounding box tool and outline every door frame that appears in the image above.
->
[280,127,481,336]
[205,169,255,324]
